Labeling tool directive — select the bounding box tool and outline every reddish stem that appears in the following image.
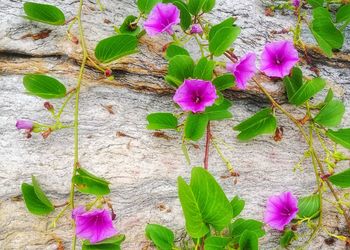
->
[204,122,211,170]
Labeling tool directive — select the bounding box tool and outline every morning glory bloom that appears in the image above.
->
[226,52,256,90]
[144,3,180,37]
[292,0,301,8]
[264,192,299,231]
[260,40,299,78]
[72,206,118,243]
[190,24,203,35]
[16,120,33,130]
[173,79,217,113]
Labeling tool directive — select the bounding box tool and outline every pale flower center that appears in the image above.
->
[194,96,201,104]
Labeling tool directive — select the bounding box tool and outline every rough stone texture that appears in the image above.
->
[0,0,349,249]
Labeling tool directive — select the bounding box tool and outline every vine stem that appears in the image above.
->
[251,77,350,232]
[204,122,211,170]
[69,0,88,249]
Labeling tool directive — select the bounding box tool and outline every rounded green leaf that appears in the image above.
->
[202,0,216,13]
[229,219,265,243]
[72,168,110,196]
[31,175,54,209]
[280,229,296,248]
[314,100,345,127]
[297,194,320,219]
[204,99,233,121]
[188,0,205,15]
[239,230,259,250]
[185,113,208,141]
[83,235,125,250]
[145,224,174,250]
[336,4,350,23]
[23,2,65,25]
[204,236,231,250]
[329,168,350,188]
[119,15,141,36]
[326,128,350,149]
[209,26,240,57]
[23,74,66,99]
[193,57,215,80]
[146,113,178,130]
[230,196,245,218]
[137,0,161,14]
[289,77,325,106]
[165,55,195,87]
[165,44,190,60]
[95,35,138,64]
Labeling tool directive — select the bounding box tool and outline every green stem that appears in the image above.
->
[211,137,235,175]
[56,90,76,119]
[69,0,88,249]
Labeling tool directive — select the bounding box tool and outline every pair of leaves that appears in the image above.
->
[310,7,344,57]
[233,108,277,141]
[145,224,174,250]
[95,35,138,64]
[21,176,54,215]
[283,69,326,106]
[178,167,233,238]
[336,5,350,26]
[23,2,65,25]
[229,219,265,244]
[23,74,66,99]
[72,168,110,196]
[188,0,216,15]
[82,235,125,250]
[209,18,240,57]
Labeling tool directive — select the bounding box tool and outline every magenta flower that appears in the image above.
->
[226,52,256,90]
[190,24,203,35]
[72,206,118,243]
[260,40,299,78]
[292,0,301,8]
[264,192,298,231]
[16,120,33,130]
[173,79,217,113]
[144,3,180,37]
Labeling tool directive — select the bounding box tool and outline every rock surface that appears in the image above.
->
[0,0,349,249]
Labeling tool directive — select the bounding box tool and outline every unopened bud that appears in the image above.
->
[42,128,52,139]
[44,101,54,111]
[105,69,112,77]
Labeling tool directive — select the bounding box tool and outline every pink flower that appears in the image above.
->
[292,0,300,8]
[72,206,118,243]
[226,52,256,90]
[260,41,299,78]
[16,120,33,130]
[144,3,180,37]
[264,192,298,231]
[190,24,203,34]
[173,79,217,113]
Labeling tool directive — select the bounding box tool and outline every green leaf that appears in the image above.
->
[204,99,233,121]
[329,168,350,188]
[336,4,350,24]
[145,224,174,250]
[310,8,344,57]
[209,19,240,56]
[297,194,320,219]
[185,113,208,141]
[178,176,209,238]
[229,219,265,243]
[166,55,195,87]
[23,2,65,25]
[31,176,54,209]
[326,128,350,149]
[230,196,245,218]
[204,236,231,250]
[283,67,303,101]
[165,44,190,60]
[314,100,345,127]
[163,0,192,30]
[137,0,161,14]
[188,0,205,15]
[23,74,66,99]
[239,230,259,250]
[324,89,334,104]
[21,182,54,215]
[202,0,216,13]
[212,74,235,91]
[178,168,233,238]
[119,15,141,36]
[82,235,125,250]
[147,113,178,130]
[280,230,296,248]
[307,0,324,8]
[289,77,326,106]
[193,57,215,80]
[95,35,138,64]
[72,168,110,196]
[233,108,277,141]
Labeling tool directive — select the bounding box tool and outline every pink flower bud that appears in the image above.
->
[44,101,54,111]
[105,69,112,77]
[16,120,33,130]
[190,24,203,35]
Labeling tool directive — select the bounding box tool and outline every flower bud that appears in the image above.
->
[44,101,54,111]
[190,24,203,35]
[16,120,33,130]
[105,69,112,77]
